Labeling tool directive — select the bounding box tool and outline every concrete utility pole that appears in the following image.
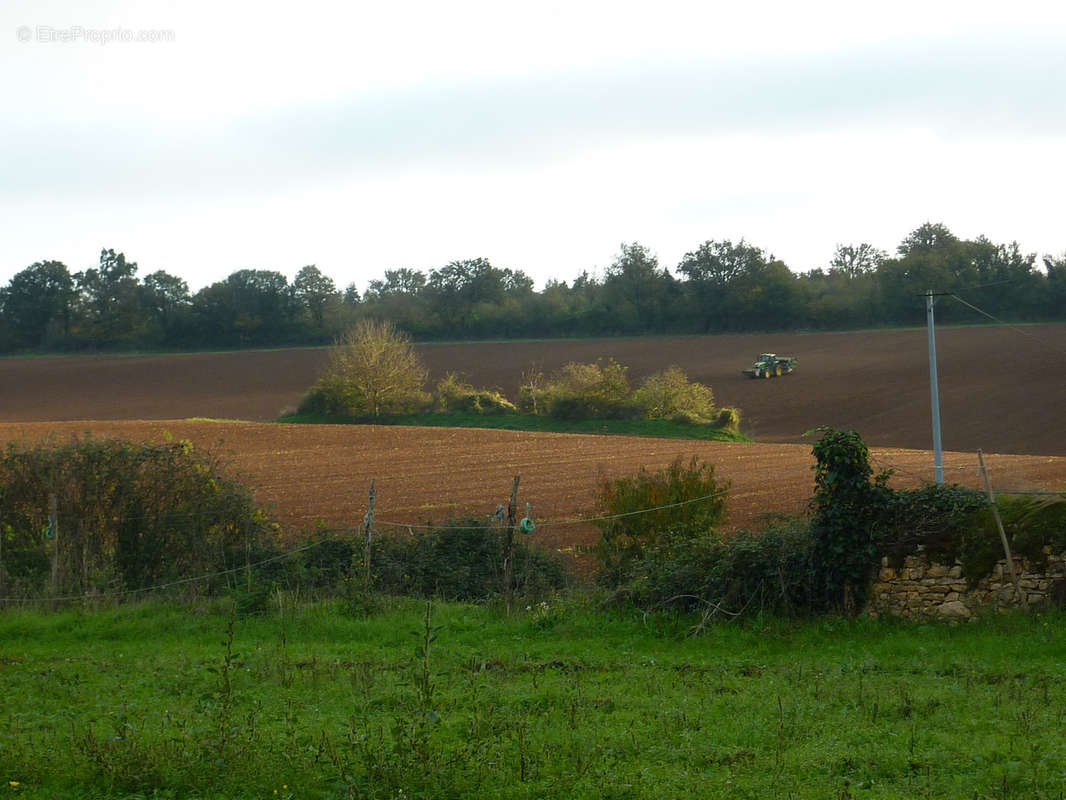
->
[926,290,945,484]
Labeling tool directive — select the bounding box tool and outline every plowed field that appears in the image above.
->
[3,420,1063,571]
[3,324,1065,455]
[2,326,1065,566]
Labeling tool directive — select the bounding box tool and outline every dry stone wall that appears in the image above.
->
[868,547,1066,619]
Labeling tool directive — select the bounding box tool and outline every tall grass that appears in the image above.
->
[2,599,1065,799]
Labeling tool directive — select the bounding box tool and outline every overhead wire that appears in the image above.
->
[948,293,1066,359]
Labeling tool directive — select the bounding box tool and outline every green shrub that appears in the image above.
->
[714,407,741,432]
[879,490,1066,587]
[536,359,638,420]
[1000,496,1066,568]
[520,361,729,428]
[611,516,817,615]
[594,456,728,588]
[354,519,570,601]
[632,366,716,423]
[808,428,892,613]
[433,373,517,415]
[301,320,429,418]
[0,437,276,598]
[877,483,988,572]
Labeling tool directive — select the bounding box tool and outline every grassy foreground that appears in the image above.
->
[2,599,1065,799]
[279,412,749,442]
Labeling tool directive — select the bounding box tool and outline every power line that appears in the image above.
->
[948,293,1066,358]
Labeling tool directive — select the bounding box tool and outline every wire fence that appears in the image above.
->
[2,448,1061,607]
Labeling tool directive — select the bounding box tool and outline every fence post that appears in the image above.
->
[503,475,520,611]
[363,478,375,594]
[978,450,1021,603]
[48,493,59,607]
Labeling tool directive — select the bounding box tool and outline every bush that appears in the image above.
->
[808,428,892,613]
[594,456,729,588]
[300,320,429,418]
[366,519,571,600]
[0,437,276,598]
[632,366,716,423]
[520,361,726,427]
[433,373,517,415]
[534,359,638,420]
[879,487,1066,587]
[714,407,741,432]
[877,483,988,571]
[612,516,817,616]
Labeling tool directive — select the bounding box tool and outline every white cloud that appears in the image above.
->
[3,0,1066,289]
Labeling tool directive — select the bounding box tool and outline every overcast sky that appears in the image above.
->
[3,0,1065,292]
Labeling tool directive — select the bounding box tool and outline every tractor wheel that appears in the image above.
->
[762,368,771,379]
[775,365,782,377]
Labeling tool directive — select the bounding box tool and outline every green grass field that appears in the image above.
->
[279,412,749,442]
[2,598,1065,799]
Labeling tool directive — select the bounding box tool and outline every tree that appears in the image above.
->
[896,222,959,256]
[303,320,428,418]
[0,261,74,349]
[140,270,191,343]
[677,239,798,331]
[677,239,769,330]
[877,223,970,323]
[292,264,338,329]
[1043,253,1066,318]
[601,242,676,333]
[424,258,536,335]
[365,268,427,298]
[829,243,887,278]
[74,249,144,346]
[191,269,294,346]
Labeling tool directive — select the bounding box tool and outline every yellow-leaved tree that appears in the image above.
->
[300,320,428,418]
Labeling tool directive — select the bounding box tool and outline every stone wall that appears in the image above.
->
[868,547,1066,619]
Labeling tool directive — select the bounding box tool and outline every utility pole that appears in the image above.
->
[926,290,945,484]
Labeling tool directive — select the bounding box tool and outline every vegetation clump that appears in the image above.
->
[519,360,723,425]
[296,335,736,435]
[251,520,569,604]
[0,437,275,598]
[593,456,729,590]
[519,358,635,419]
[590,428,1066,618]
[591,457,818,616]
[432,372,517,415]
[299,319,429,418]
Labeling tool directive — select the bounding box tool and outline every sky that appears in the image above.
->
[2,0,1065,293]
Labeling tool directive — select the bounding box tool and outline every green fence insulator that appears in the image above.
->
[519,502,535,534]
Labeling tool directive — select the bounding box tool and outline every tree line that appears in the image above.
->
[2,222,1065,353]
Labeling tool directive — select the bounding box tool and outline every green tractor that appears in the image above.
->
[743,353,797,379]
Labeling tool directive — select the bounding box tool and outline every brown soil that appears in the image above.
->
[2,327,1064,568]
[3,324,1065,455]
[2,420,1062,572]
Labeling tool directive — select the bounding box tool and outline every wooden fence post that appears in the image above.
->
[363,478,375,594]
[48,493,59,607]
[978,450,1021,602]
[503,475,520,611]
